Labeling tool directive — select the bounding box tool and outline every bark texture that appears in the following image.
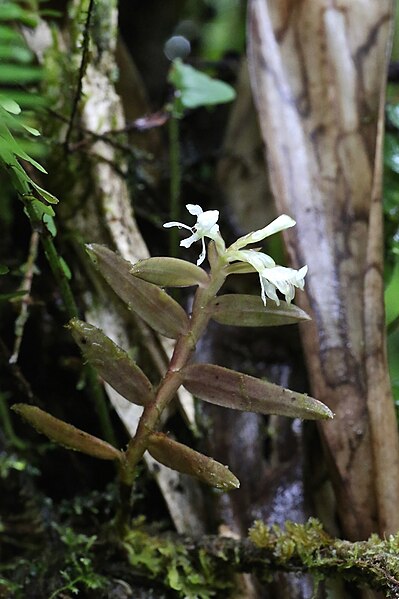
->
[247,0,399,538]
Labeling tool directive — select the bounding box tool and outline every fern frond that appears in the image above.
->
[0,0,57,204]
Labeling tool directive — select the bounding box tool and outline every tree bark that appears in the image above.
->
[247,0,399,539]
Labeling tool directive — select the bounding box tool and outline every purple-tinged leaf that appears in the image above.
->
[130,256,209,287]
[181,364,333,420]
[210,294,311,327]
[86,244,189,339]
[12,404,122,461]
[69,318,154,407]
[148,432,240,491]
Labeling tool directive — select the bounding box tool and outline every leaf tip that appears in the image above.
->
[85,243,98,264]
[11,402,23,415]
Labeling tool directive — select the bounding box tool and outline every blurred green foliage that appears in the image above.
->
[169,58,236,113]
[384,102,399,405]
[184,0,246,60]
[0,0,56,204]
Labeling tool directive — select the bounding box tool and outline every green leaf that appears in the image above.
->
[210,294,311,327]
[31,182,58,204]
[388,329,399,404]
[69,318,154,407]
[385,259,399,326]
[9,90,47,109]
[386,104,399,130]
[24,199,56,235]
[59,257,71,279]
[43,214,57,237]
[148,432,240,491]
[169,59,236,110]
[0,64,42,84]
[0,115,47,172]
[12,404,122,461]
[0,44,33,63]
[0,3,38,27]
[0,265,9,274]
[0,97,21,114]
[130,256,209,287]
[0,290,27,301]
[383,168,399,216]
[22,124,40,136]
[181,364,334,420]
[0,25,23,42]
[28,198,55,217]
[87,244,190,339]
[384,133,399,174]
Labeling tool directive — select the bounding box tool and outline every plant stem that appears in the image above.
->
[23,200,117,446]
[122,258,228,487]
[0,391,27,450]
[168,109,181,259]
[10,230,39,364]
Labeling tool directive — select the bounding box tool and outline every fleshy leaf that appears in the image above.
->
[210,294,311,327]
[86,244,190,339]
[12,404,122,461]
[130,257,209,287]
[147,432,240,491]
[69,318,154,407]
[181,364,333,420]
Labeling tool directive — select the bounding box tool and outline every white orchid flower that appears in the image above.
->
[225,214,307,306]
[227,248,307,306]
[259,264,308,305]
[164,206,307,305]
[164,204,225,265]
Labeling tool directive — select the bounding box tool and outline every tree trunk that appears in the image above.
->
[247,0,399,540]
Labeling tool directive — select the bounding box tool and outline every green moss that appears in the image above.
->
[124,527,235,599]
[249,518,330,558]
[248,518,399,596]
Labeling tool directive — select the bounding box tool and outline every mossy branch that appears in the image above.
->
[117,519,399,597]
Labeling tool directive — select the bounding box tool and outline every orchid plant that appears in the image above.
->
[12,205,332,529]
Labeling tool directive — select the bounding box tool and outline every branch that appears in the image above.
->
[113,519,399,597]
[64,0,95,148]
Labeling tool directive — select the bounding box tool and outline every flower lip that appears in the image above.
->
[259,264,308,306]
[226,249,307,306]
[186,204,203,217]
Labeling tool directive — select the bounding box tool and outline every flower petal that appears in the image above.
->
[230,214,296,250]
[295,265,308,289]
[251,214,296,241]
[261,265,307,305]
[261,277,280,306]
[163,205,224,266]
[197,238,206,266]
[181,232,200,248]
[163,221,192,230]
[196,210,219,233]
[227,249,275,269]
[186,204,203,216]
